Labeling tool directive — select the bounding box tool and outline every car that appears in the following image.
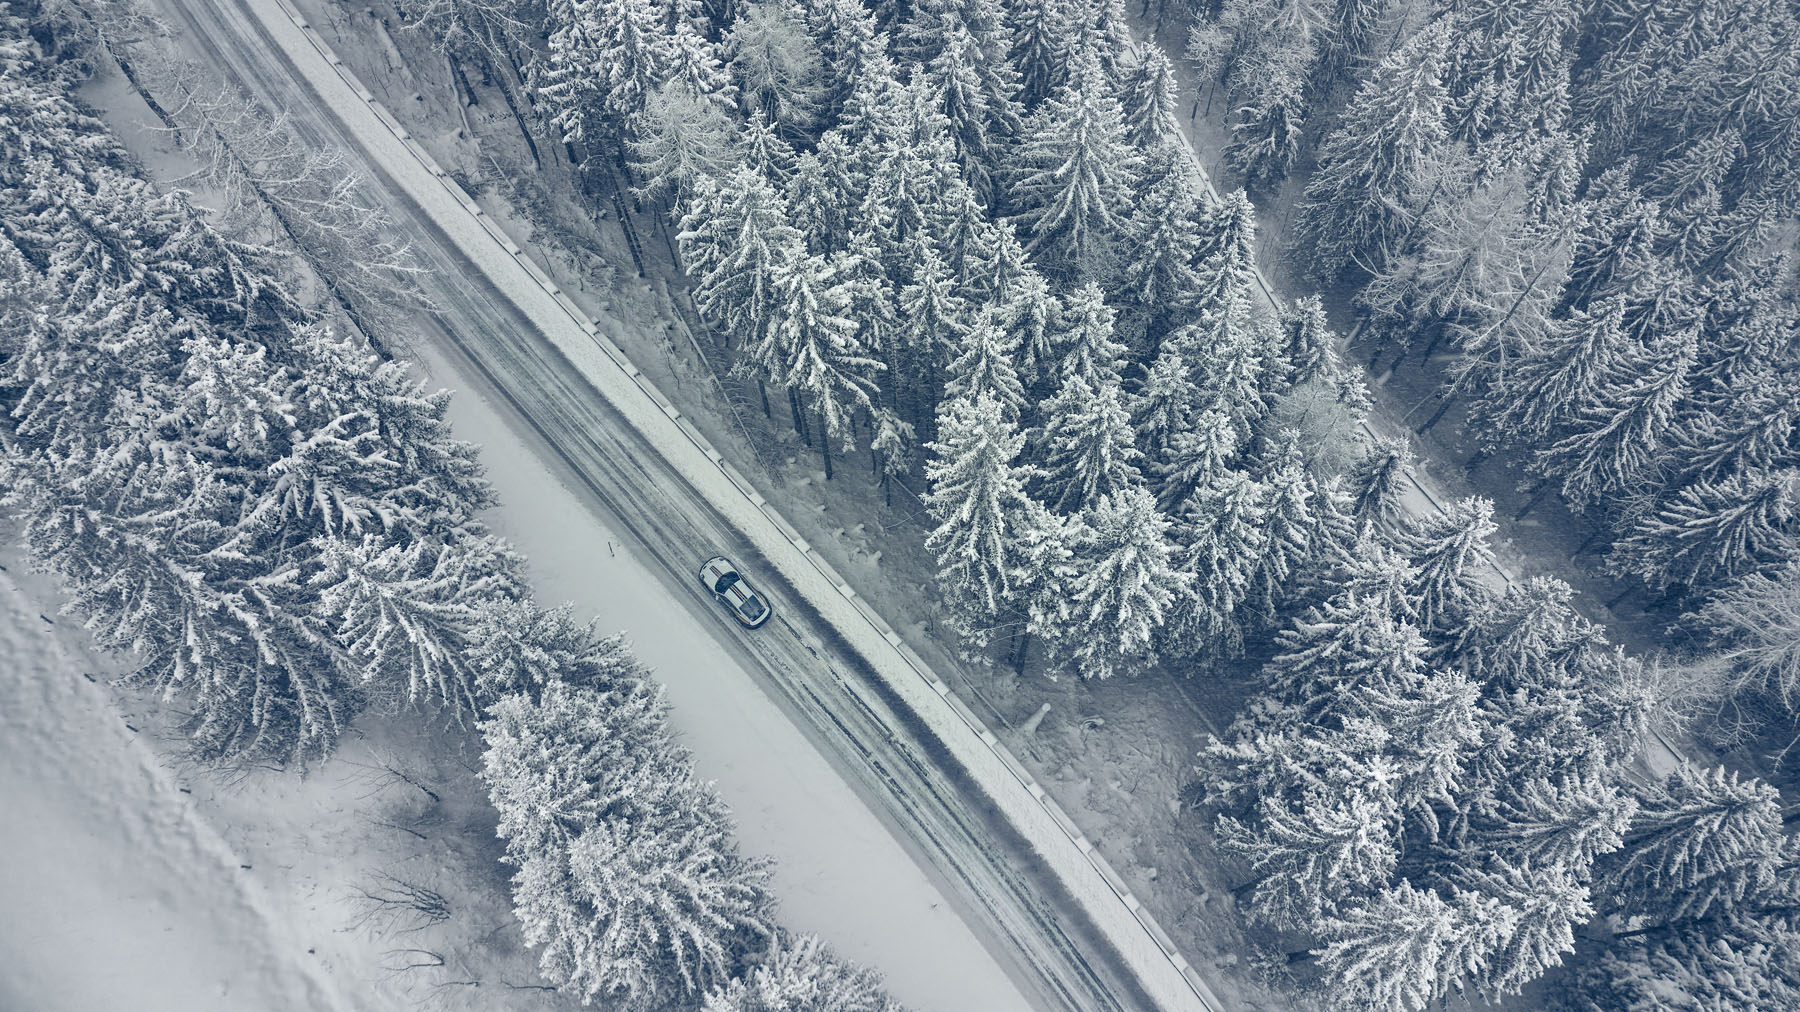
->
[699,556,772,628]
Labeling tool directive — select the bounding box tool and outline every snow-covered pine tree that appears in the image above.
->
[482,678,774,1007]
[1166,467,1268,658]
[1455,859,1593,997]
[1009,0,1074,109]
[1466,293,1634,450]
[1121,46,1182,150]
[1242,433,1315,624]
[1313,880,1499,1012]
[1218,781,1401,932]
[680,165,805,349]
[704,933,902,1012]
[1034,487,1189,679]
[1007,41,1138,278]
[1131,347,1202,462]
[1036,370,1145,514]
[537,0,687,147]
[1396,496,1497,633]
[1693,559,1800,711]
[1607,469,1798,593]
[1263,547,1428,722]
[1121,144,1206,333]
[1478,760,1637,876]
[946,305,1027,420]
[1054,281,1127,389]
[1345,435,1417,541]
[893,235,969,433]
[1288,18,1453,284]
[997,268,1066,390]
[1156,407,1241,511]
[311,533,526,719]
[1601,763,1790,929]
[772,251,884,455]
[736,107,798,182]
[924,391,1061,644]
[1222,26,1312,190]
[630,81,737,207]
[927,13,997,197]
[1532,326,1697,510]
[1354,665,1484,837]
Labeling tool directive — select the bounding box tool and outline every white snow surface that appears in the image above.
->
[0,566,357,1012]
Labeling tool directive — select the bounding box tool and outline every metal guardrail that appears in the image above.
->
[265,4,1223,1009]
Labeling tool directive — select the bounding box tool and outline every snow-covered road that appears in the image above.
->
[115,0,1205,1009]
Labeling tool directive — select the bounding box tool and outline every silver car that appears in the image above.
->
[699,556,772,628]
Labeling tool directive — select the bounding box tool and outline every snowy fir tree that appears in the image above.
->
[482,679,774,1007]
[704,933,902,1012]
[1218,781,1401,932]
[1313,880,1497,1012]
[1007,42,1137,278]
[726,0,823,131]
[1396,496,1497,633]
[1288,18,1452,284]
[946,305,1028,421]
[1345,435,1417,540]
[538,0,721,148]
[924,391,1061,645]
[1120,46,1181,150]
[1034,487,1189,680]
[1036,370,1144,515]
[680,165,805,350]
[770,251,884,459]
[1166,468,1267,658]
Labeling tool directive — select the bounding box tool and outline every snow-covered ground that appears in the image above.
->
[0,563,360,1012]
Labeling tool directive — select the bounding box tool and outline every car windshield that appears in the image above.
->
[714,571,738,593]
[739,596,765,621]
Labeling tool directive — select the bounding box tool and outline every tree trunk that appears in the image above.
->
[758,380,771,418]
[789,386,811,446]
[1011,628,1033,673]
[1605,585,1634,610]
[1417,390,1458,434]
[1572,526,1611,557]
[1464,446,1494,472]
[818,409,833,480]
[1513,479,1553,521]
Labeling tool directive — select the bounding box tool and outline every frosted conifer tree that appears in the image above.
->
[726,0,823,130]
[1313,881,1495,1012]
[772,252,884,451]
[1054,282,1127,389]
[927,14,997,197]
[680,166,805,348]
[997,269,1066,388]
[1345,435,1417,540]
[1167,468,1268,657]
[924,392,1060,642]
[1121,46,1181,149]
[736,108,797,183]
[1289,19,1453,283]
[1533,327,1697,509]
[1602,763,1789,928]
[482,679,774,1007]
[1156,407,1241,511]
[1131,348,1201,461]
[946,306,1027,420]
[1035,488,1189,679]
[1122,144,1206,328]
[538,0,690,146]
[1481,762,1637,875]
[1694,560,1800,710]
[1396,496,1497,632]
[1037,371,1145,514]
[1007,43,1138,277]
[1219,783,1401,931]
[1009,0,1073,108]
[630,81,736,207]
[1607,469,1798,592]
[704,933,902,1012]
